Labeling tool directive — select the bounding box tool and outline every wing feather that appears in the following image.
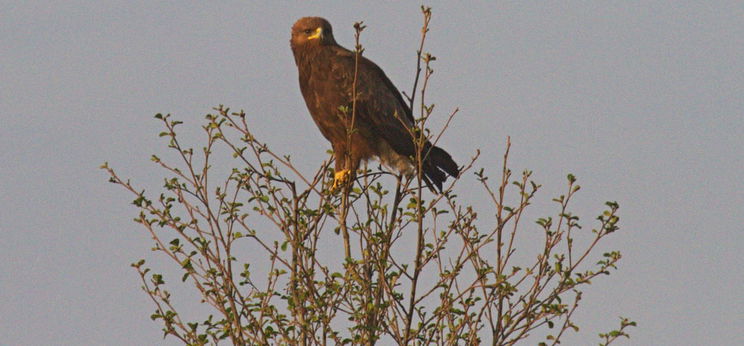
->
[330,48,416,156]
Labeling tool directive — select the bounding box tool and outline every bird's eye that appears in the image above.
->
[304,29,313,34]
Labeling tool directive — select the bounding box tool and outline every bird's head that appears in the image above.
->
[290,17,336,47]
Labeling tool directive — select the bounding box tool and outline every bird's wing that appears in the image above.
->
[330,47,417,157]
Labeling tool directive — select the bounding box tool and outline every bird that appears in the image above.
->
[290,17,458,192]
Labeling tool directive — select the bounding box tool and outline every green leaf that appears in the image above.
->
[152,274,164,285]
[567,173,576,183]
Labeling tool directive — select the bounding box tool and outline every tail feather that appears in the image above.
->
[428,146,459,177]
[422,145,459,192]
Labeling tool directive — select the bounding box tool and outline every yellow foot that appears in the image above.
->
[331,169,351,192]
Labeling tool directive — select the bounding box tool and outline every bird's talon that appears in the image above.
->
[331,169,351,192]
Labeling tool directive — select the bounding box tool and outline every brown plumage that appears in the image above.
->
[290,17,458,192]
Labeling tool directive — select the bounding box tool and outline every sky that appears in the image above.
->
[1,1,742,345]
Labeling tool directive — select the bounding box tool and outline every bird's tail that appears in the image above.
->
[421,144,459,192]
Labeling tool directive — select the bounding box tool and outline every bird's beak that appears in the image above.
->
[308,27,323,40]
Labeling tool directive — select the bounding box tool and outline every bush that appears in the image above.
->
[102,7,633,345]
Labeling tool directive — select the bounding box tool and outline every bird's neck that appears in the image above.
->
[297,41,335,57]
[292,44,333,75]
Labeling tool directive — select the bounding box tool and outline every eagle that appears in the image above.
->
[290,17,458,192]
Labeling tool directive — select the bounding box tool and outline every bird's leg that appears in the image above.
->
[330,146,351,193]
[330,148,360,193]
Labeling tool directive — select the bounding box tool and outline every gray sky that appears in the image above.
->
[1,1,742,345]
